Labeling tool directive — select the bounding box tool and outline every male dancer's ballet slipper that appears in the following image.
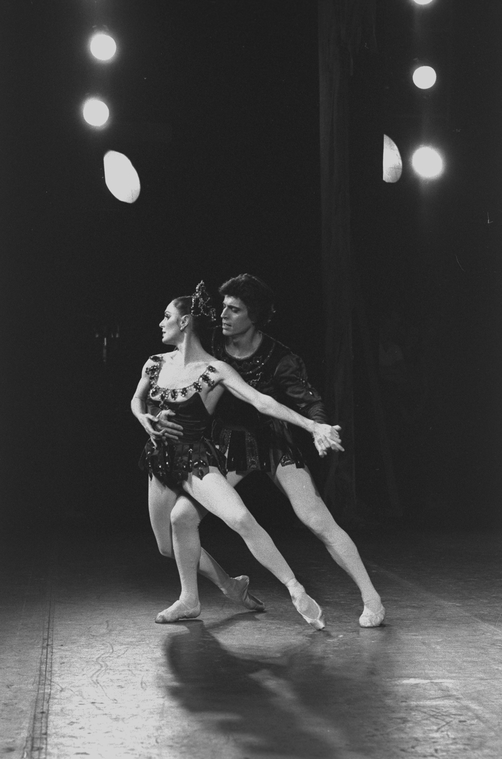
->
[222,575,266,612]
[359,603,386,628]
[155,600,201,624]
[291,591,326,631]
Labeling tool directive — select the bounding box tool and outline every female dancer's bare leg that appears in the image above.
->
[148,477,251,620]
[151,470,324,629]
[170,495,265,610]
[148,476,201,620]
[148,475,263,611]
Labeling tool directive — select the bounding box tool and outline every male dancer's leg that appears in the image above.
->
[271,463,385,626]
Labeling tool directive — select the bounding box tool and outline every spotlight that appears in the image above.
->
[89,32,117,62]
[103,151,141,203]
[82,98,110,128]
[412,65,437,90]
[412,0,435,5]
[383,135,403,183]
[411,146,444,179]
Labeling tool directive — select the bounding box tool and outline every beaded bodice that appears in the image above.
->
[211,332,279,389]
[145,355,217,410]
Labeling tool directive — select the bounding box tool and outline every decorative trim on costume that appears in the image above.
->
[145,357,217,406]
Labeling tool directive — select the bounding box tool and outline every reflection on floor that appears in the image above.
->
[1,518,501,759]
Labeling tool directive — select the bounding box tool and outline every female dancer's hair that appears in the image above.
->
[172,281,217,336]
[219,273,276,328]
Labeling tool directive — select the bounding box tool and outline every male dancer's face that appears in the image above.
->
[221,296,256,339]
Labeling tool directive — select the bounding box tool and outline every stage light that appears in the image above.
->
[383,135,403,183]
[89,32,117,62]
[412,65,437,90]
[82,98,110,127]
[411,146,444,179]
[412,0,435,5]
[103,150,141,203]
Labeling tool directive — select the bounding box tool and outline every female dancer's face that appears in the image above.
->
[159,301,183,344]
[221,296,254,337]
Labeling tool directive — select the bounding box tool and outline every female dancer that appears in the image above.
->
[131,283,343,629]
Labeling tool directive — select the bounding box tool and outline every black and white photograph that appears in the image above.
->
[1,2,501,757]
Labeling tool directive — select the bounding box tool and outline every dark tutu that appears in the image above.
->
[139,435,227,487]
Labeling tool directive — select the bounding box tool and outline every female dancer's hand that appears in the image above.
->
[312,423,344,457]
[155,410,184,441]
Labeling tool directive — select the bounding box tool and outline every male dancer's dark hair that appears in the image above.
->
[219,273,275,328]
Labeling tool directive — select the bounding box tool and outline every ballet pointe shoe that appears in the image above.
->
[288,585,325,630]
[155,600,201,624]
[222,575,266,612]
[359,603,386,628]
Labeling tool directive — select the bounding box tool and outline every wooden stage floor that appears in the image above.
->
[1,519,501,759]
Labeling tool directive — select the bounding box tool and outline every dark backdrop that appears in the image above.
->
[351,0,502,526]
[1,0,501,529]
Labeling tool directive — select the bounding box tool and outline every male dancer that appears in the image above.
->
[158,274,384,627]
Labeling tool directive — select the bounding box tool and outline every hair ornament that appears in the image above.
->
[190,281,217,323]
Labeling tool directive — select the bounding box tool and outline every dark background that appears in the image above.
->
[2,0,501,531]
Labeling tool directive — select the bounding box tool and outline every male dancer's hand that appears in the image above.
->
[155,410,184,440]
[136,412,165,440]
[312,423,344,457]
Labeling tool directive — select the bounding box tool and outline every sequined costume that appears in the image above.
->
[139,356,226,486]
[211,331,329,472]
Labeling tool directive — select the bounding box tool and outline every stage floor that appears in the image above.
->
[1,519,501,759]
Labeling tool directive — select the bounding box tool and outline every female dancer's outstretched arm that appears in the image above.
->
[209,360,344,457]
